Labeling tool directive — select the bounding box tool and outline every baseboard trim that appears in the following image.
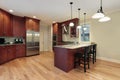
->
[97,57,120,64]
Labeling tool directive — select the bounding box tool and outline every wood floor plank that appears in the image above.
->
[0,51,120,80]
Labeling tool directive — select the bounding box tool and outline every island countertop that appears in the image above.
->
[54,43,92,49]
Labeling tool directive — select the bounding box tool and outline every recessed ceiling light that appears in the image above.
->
[9,9,14,13]
[52,21,56,23]
[33,16,36,18]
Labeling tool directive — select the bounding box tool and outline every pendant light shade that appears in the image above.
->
[92,6,104,19]
[77,8,81,29]
[99,16,111,22]
[92,12,104,19]
[69,2,74,27]
[92,0,111,22]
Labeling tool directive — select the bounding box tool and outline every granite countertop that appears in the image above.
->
[0,43,25,46]
[54,43,91,49]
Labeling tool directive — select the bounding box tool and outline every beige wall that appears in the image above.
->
[91,11,120,63]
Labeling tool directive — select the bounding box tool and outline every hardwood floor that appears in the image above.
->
[0,51,120,80]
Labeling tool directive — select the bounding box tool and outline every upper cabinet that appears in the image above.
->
[25,17,40,32]
[53,23,58,35]
[0,10,4,36]
[60,18,79,37]
[13,16,26,37]
[0,9,13,36]
[52,23,63,45]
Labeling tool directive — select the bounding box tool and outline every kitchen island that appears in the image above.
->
[53,43,92,72]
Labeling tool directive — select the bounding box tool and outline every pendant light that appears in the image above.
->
[92,0,104,19]
[92,0,111,22]
[77,8,81,29]
[98,0,111,22]
[69,2,74,27]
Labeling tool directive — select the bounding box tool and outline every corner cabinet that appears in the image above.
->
[0,9,13,36]
[25,17,40,31]
[13,16,26,37]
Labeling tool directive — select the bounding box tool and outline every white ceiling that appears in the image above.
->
[0,0,120,25]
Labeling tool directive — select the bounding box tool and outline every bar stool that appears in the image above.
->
[89,44,97,64]
[74,46,90,72]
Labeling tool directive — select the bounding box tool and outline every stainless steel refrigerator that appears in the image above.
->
[26,30,40,56]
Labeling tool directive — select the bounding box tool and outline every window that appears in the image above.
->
[80,24,90,41]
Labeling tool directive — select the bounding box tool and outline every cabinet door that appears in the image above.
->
[7,45,16,61]
[53,23,58,35]
[16,44,26,58]
[26,18,33,30]
[13,16,26,37]
[57,25,62,42]
[0,46,7,64]
[33,20,39,31]
[3,11,13,36]
[0,10,4,36]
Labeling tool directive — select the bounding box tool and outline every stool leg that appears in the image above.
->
[93,53,95,64]
[84,53,86,72]
[95,51,96,62]
[88,53,90,69]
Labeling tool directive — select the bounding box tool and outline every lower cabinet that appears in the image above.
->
[0,45,16,64]
[0,44,26,64]
[0,46,7,64]
[16,44,26,58]
[7,45,16,61]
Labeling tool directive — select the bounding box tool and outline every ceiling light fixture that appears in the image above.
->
[9,9,14,13]
[92,0,111,22]
[92,0,104,19]
[69,2,74,27]
[33,16,36,18]
[77,8,81,29]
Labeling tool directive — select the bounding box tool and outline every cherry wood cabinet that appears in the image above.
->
[25,18,33,30]
[32,19,39,31]
[25,17,40,31]
[52,18,79,46]
[16,44,26,58]
[0,10,4,36]
[53,23,58,35]
[0,9,13,36]
[13,16,26,37]
[0,46,7,64]
[0,45,16,64]
[7,45,16,61]
[60,18,79,37]
[57,24,62,44]
[52,23,62,45]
